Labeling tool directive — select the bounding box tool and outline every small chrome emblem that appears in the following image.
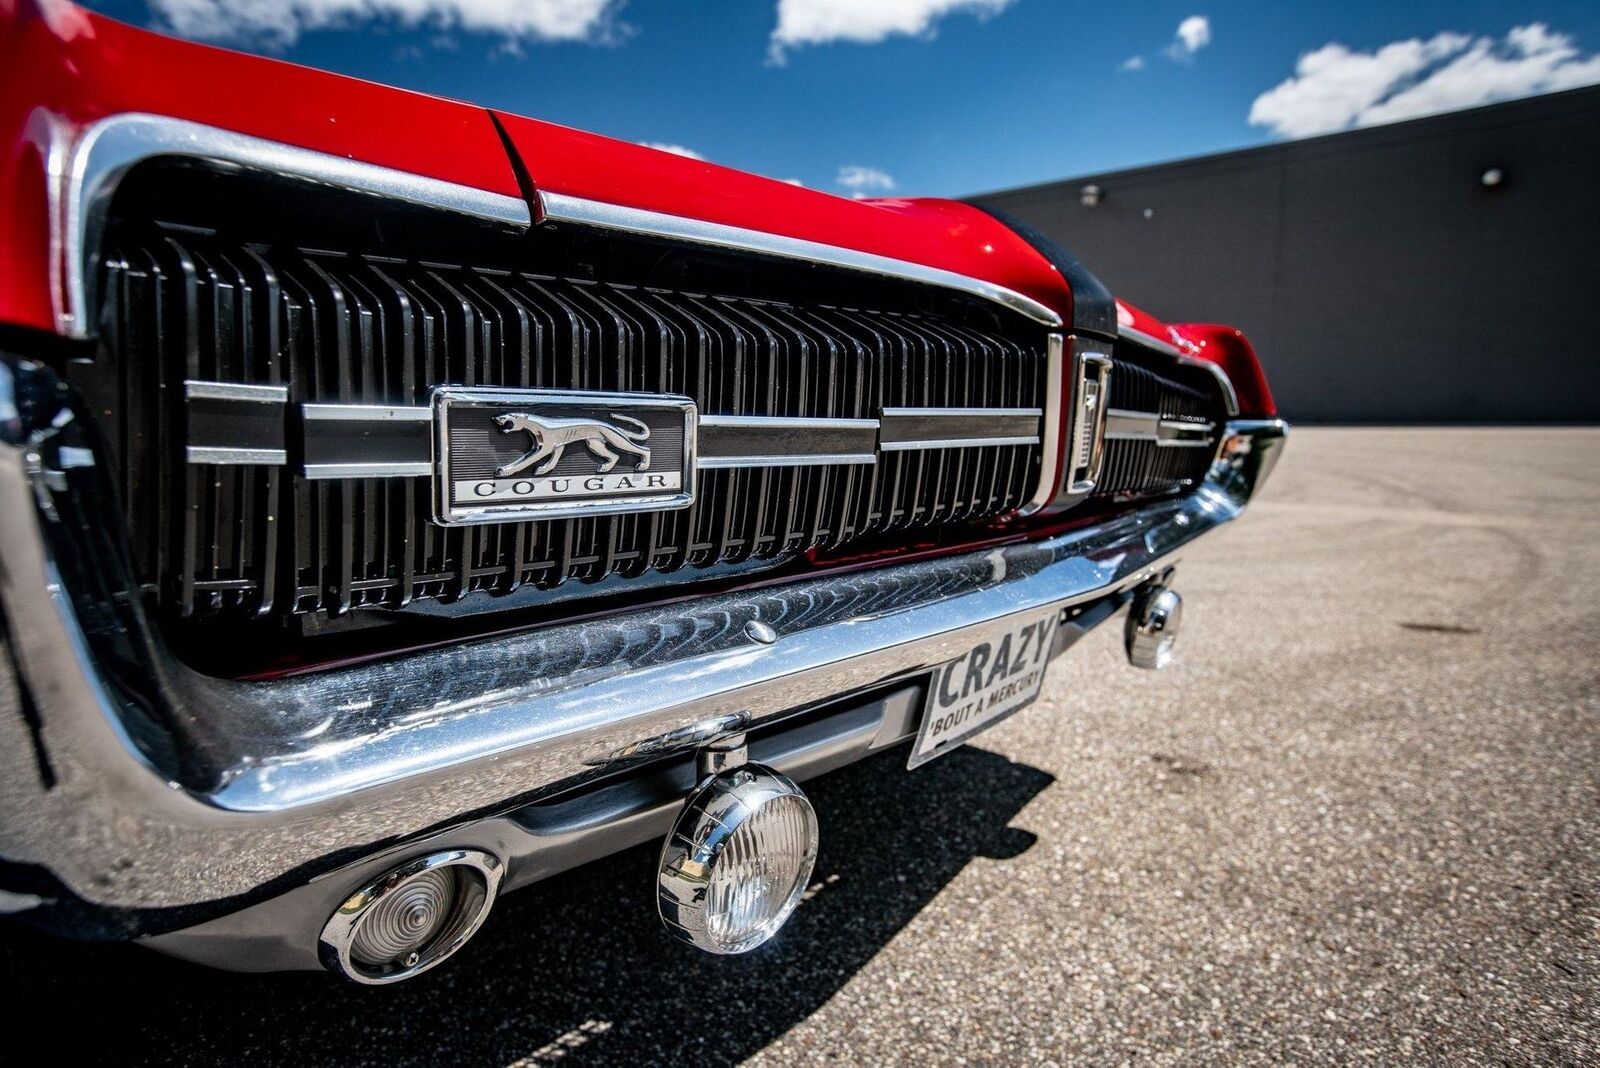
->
[492,412,653,478]
[432,388,696,526]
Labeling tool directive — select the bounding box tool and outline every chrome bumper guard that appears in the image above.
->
[0,356,1284,915]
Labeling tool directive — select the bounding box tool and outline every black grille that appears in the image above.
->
[89,234,1047,622]
[1093,350,1224,501]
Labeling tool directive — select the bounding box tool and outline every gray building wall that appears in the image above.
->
[972,86,1600,423]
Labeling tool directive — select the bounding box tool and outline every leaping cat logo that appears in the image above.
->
[493,412,653,478]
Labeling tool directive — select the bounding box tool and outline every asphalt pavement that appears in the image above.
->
[3,427,1596,1064]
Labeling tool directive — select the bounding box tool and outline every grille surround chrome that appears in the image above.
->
[49,112,1061,338]
[74,136,1229,636]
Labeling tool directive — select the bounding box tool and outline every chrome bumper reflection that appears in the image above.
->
[0,366,1284,911]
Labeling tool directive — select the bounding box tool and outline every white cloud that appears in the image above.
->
[835,165,896,197]
[1119,54,1145,72]
[768,0,1015,63]
[148,0,623,49]
[1249,23,1600,138]
[638,142,705,160]
[1164,14,1210,61]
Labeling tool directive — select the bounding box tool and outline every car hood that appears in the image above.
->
[2,0,1076,334]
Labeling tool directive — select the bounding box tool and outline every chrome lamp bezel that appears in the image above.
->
[318,849,502,985]
[657,764,819,955]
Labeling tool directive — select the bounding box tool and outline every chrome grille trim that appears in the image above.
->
[1117,322,1183,358]
[541,192,1065,328]
[183,379,289,466]
[53,112,533,339]
[301,405,434,480]
[1104,409,1218,447]
[186,446,287,466]
[1020,333,1066,516]
[1092,347,1228,500]
[1116,323,1241,417]
[698,415,880,469]
[192,405,1049,475]
[56,112,1064,340]
[1055,338,1113,508]
[184,380,289,403]
[878,406,1043,452]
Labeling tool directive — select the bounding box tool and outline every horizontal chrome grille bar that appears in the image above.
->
[185,446,288,466]
[184,381,289,403]
[183,396,1047,476]
[880,407,1043,452]
[698,414,881,469]
[881,436,1040,452]
[302,405,433,422]
[183,379,288,466]
[1103,408,1217,447]
[301,404,433,480]
[303,461,434,479]
[698,453,878,470]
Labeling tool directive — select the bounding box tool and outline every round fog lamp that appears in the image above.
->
[658,765,819,954]
[1126,584,1183,670]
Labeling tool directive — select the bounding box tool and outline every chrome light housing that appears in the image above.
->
[658,764,818,954]
[1126,583,1183,670]
[320,849,501,984]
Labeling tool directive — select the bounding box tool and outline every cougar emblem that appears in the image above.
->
[493,412,653,478]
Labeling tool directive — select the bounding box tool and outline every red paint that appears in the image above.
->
[492,112,1074,320]
[1118,299,1274,415]
[1171,323,1277,417]
[1115,298,1181,348]
[0,0,520,332]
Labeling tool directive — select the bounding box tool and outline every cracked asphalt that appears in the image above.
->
[3,427,1597,1064]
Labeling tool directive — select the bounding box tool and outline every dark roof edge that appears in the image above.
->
[968,83,1600,202]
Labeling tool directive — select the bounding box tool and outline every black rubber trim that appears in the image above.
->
[968,203,1118,340]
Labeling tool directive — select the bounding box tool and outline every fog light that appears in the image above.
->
[658,765,818,954]
[320,849,501,984]
[1126,583,1183,670]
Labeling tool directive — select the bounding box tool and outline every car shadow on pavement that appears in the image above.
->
[1,744,1053,1067]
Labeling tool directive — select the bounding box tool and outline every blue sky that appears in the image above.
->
[79,1,1600,198]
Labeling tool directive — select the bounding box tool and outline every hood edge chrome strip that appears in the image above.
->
[51,112,1066,338]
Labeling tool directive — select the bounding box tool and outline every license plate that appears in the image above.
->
[908,610,1060,769]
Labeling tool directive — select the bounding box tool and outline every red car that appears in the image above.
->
[0,0,1284,982]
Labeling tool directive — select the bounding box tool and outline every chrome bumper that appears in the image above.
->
[0,358,1284,917]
